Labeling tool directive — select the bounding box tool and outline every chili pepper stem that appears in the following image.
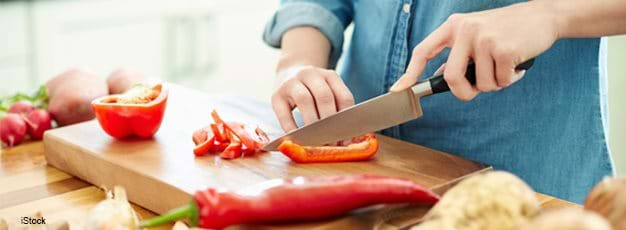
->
[139,201,199,228]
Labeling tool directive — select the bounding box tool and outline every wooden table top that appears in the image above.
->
[0,141,578,229]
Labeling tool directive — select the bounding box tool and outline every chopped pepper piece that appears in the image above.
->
[192,110,269,159]
[278,133,379,163]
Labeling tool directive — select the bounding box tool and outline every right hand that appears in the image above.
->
[271,65,355,132]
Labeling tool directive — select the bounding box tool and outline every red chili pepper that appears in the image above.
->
[139,174,440,229]
[193,110,269,159]
[278,133,379,163]
[92,83,168,139]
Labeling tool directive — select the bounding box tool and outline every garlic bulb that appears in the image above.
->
[86,186,140,230]
[413,171,540,230]
[584,177,626,230]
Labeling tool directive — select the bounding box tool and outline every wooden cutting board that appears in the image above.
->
[44,84,490,229]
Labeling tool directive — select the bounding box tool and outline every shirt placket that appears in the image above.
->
[381,0,413,138]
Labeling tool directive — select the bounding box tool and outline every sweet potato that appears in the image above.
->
[45,68,108,126]
[106,68,145,94]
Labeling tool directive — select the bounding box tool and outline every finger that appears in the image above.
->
[390,23,452,92]
[288,82,319,125]
[494,51,518,87]
[434,63,446,75]
[474,47,498,92]
[324,70,355,111]
[301,75,337,119]
[271,94,297,132]
[444,38,479,101]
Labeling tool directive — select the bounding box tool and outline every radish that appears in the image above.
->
[0,113,27,147]
[7,101,36,114]
[23,109,52,140]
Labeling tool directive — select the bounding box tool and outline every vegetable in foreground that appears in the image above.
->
[86,186,139,230]
[277,133,379,163]
[140,174,439,229]
[92,83,168,139]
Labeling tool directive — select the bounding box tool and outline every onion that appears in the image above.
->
[584,177,626,230]
[86,186,139,230]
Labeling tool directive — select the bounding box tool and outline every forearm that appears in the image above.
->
[535,0,626,38]
[277,27,331,75]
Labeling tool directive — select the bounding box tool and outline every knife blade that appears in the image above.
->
[262,59,535,151]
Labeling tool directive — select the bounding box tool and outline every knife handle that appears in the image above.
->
[428,58,535,94]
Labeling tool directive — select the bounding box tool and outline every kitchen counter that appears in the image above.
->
[0,140,578,229]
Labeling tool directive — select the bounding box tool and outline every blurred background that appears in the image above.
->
[0,0,624,175]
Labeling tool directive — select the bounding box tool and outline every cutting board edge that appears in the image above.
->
[44,132,192,214]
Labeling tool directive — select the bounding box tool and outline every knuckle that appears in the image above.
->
[292,88,311,104]
[315,91,334,104]
[476,34,496,49]
[443,70,462,85]
[447,13,464,23]
[493,45,516,61]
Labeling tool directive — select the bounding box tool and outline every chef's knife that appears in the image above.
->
[263,59,535,151]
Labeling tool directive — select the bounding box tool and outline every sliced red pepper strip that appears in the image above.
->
[194,136,215,156]
[220,141,242,159]
[225,121,258,150]
[210,123,227,142]
[210,141,230,152]
[210,110,225,125]
[277,133,379,163]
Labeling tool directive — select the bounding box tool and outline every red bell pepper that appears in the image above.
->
[139,174,440,229]
[92,83,167,139]
[193,110,269,158]
[278,133,379,163]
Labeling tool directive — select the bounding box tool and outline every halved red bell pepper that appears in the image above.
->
[278,133,379,163]
[92,83,168,139]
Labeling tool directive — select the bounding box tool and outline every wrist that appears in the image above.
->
[529,0,571,39]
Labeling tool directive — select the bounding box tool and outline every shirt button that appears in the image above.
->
[402,3,410,13]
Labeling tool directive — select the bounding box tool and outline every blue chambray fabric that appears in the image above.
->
[263,0,614,203]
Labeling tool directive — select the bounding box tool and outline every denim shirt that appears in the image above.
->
[263,0,614,203]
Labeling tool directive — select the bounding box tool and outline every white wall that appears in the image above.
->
[608,36,626,175]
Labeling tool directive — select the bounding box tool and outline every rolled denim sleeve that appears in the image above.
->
[263,0,353,68]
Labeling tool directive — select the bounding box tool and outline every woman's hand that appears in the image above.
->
[272,65,354,132]
[390,1,559,101]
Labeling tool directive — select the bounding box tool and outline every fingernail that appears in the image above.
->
[389,82,401,92]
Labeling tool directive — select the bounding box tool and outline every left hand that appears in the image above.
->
[390,1,559,101]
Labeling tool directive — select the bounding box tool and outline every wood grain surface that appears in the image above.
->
[1,85,578,229]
